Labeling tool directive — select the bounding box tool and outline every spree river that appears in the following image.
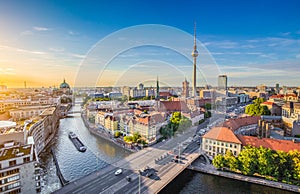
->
[39,102,295,194]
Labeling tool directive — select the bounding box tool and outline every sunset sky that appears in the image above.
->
[0,0,299,88]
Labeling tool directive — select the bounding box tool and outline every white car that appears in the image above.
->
[114,169,122,176]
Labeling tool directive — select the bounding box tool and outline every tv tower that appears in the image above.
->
[191,22,199,97]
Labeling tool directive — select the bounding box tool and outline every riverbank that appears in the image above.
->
[80,113,136,153]
[189,163,300,193]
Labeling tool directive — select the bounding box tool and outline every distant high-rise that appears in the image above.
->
[182,78,189,98]
[156,76,160,100]
[191,22,199,97]
[276,83,280,94]
[218,75,227,90]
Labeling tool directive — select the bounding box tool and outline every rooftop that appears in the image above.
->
[0,144,32,161]
[40,106,56,116]
[237,135,300,152]
[203,127,242,144]
[0,121,16,129]
[220,116,260,131]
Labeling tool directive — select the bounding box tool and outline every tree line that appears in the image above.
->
[212,146,300,185]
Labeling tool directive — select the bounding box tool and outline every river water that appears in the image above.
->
[39,102,296,194]
[39,104,131,193]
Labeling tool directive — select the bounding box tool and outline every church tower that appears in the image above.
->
[182,78,189,98]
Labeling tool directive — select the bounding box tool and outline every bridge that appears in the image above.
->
[53,121,210,194]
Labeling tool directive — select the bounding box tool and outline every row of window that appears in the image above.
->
[0,181,21,192]
[205,139,237,148]
[0,175,20,184]
[205,145,238,154]
[0,168,20,178]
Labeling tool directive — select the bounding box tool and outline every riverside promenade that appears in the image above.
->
[188,162,300,193]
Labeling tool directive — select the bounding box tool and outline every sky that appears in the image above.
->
[0,0,299,88]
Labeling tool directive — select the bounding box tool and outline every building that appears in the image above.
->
[202,127,242,157]
[104,115,119,133]
[9,106,49,121]
[191,23,199,97]
[260,101,282,116]
[182,78,189,98]
[59,79,71,95]
[0,142,41,193]
[199,89,215,99]
[238,135,300,152]
[119,112,166,144]
[27,106,60,155]
[0,85,7,92]
[0,121,25,145]
[218,75,227,90]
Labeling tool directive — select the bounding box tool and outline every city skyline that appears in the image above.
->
[0,0,300,88]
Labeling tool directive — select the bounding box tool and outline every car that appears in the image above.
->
[126,176,131,182]
[114,169,122,175]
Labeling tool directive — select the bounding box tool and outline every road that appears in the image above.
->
[54,120,209,194]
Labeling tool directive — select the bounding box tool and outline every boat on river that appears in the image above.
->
[68,132,87,152]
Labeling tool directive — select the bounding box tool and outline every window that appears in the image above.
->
[9,160,17,167]
[230,144,232,148]
[234,144,237,148]
[221,143,224,146]
[225,143,228,147]
[23,157,30,163]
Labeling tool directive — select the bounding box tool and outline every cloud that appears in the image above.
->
[70,53,86,59]
[49,47,65,52]
[68,31,79,35]
[0,68,16,75]
[0,45,46,55]
[279,32,291,36]
[204,40,239,49]
[33,26,49,31]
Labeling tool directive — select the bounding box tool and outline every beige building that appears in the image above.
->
[202,127,242,157]
[0,143,41,193]
[27,106,60,155]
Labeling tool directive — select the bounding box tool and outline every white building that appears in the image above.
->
[0,143,41,193]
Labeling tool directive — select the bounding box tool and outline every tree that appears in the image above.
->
[224,150,238,171]
[237,146,258,175]
[213,154,226,169]
[114,131,121,138]
[204,103,212,110]
[289,150,300,181]
[132,132,141,143]
[124,136,133,143]
[245,97,271,116]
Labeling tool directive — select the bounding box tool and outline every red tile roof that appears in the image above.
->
[220,116,260,131]
[269,94,284,99]
[203,127,242,144]
[159,92,171,97]
[159,101,189,112]
[261,101,274,106]
[237,135,300,152]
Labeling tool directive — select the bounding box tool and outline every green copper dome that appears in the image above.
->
[60,79,70,88]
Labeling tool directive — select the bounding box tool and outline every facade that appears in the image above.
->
[218,75,228,90]
[199,89,215,99]
[202,127,242,157]
[0,143,41,193]
[104,115,118,133]
[27,106,60,155]
[182,79,189,98]
[9,106,49,121]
